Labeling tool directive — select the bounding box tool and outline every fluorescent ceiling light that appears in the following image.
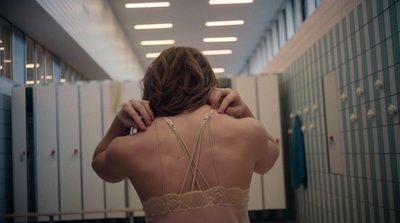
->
[134,23,173,29]
[146,53,161,58]
[141,40,175,45]
[3,59,11,63]
[0,47,4,51]
[202,50,232,55]
[209,0,253,4]
[26,80,41,84]
[213,68,225,73]
[203,37,237,42]
[26,63,40,68]
[60,79,66,83]
[45,75,53,80]
[205,20,244,26]
[125,2,170,8]
[0,65,2,70]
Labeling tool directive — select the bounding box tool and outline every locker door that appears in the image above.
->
[234,75,263,210]
[257,75,286,209]
[101,82,126,218]
[79,82,105,219]
[122,81,145,217]
[12,86,28,223]
[57,84,82,220]
[34,84,59,221]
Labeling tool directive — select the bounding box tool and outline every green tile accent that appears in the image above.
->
[349,10,356,34]
[370,46,378,74]
[359,27,367,54]
[389,4,398,35]
[381,180,390,222]
[352,37,360,82]
[361,53,368,81]
[377,0,384,15]
[358,4,364,29]
[366,0,374,21]
[319,39,324,75]
[368,20,376,49]
[323,34,328,56]
[378,13,387,43]
[392,33,400,65]
[331,46,336,70]
[383,69,391,98]
[396,64,400,93]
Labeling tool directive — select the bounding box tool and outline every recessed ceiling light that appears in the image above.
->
[209,0,253,5]
[203,37,237,42]
[205,20,244,26]
[202,50,232,55]
[141,40,175,45]
[213,68,225,73]
[146,53,161,58]
[125,2,170,8]
[134,23,173,29]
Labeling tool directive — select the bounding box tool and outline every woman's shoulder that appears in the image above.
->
[211,112,267,141]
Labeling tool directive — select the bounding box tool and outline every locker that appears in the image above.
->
[57,84,82,220]
[34,84,59,221]
[234,75,264,210]
[101,82,126,218]
[79,82,105,219]
[12,85,28,223]
[257,75,286,209]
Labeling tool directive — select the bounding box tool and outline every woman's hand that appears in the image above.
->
[117,99,155,131]
[208,88,254,118]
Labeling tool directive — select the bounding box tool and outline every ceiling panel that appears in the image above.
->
[107,0,285,76]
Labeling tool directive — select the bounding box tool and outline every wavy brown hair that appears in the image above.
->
[141,46,219,117]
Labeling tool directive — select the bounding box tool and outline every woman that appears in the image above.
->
[92,47,279,222]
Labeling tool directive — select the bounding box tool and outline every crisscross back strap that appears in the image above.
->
[163,109,214,194]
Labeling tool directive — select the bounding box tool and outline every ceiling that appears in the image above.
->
[106,0,285,76]
[0,0,285,80]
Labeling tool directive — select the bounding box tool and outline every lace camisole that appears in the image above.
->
[142,109,250,223]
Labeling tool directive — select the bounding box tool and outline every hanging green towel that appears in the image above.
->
[289,115,307,189]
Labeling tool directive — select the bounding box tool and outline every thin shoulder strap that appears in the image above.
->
[163,109,214,193]
[154,119,165,194]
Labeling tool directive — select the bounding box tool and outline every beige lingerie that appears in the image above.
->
[141,109,250,222]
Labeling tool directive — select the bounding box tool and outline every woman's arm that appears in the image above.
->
[92,99,155,182]
[210,88,279,174]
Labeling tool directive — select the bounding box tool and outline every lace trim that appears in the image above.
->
[142,186,249,217]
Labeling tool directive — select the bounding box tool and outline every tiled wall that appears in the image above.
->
[281,0,400,222]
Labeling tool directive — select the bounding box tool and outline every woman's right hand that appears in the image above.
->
[208,88,254,118]
[117,99,155,131]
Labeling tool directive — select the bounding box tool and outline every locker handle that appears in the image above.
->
[74,149,78,154]
[329,136,335,146]
[51,150,56,156]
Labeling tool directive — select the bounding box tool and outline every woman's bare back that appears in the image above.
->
[105,104,270,202]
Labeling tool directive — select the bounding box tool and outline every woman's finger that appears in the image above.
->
[123,101,147,130]
[141,101,155,122]
[218,89,237,113]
